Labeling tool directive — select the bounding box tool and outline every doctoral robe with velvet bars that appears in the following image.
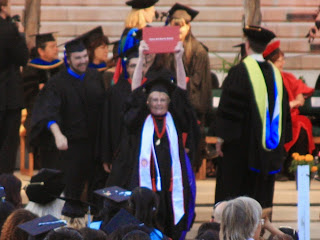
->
[215,59,292,208]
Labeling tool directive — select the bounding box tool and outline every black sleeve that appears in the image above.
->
[216,64,251,141]
[30,78,62,146]
[123,88,149,132]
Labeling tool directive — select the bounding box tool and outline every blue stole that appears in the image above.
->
[67,68,85,81]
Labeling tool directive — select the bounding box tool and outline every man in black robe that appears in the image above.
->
[0,0,29,174]
[215,26,292,213]
[100,45,148,172]
[30,39,105,216]
[22,32,63,169]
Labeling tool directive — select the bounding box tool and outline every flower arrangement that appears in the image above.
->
[289,153,319,174]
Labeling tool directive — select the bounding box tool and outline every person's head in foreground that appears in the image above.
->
[219,196,262,240]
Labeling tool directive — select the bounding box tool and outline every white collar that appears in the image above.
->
[250,53,265,62]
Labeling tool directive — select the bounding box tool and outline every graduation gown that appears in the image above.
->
[106,83,200,239]
[22,59,64,168]
[100,74,132,164]
[215,58,292,208]
[281,71,315,154]
[30,68,105,200]
[0,16,28,173]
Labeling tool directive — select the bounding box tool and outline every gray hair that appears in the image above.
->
[25,198,65,218]
[219,196,262,240]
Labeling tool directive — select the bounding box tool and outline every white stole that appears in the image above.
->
[139,112,184,225]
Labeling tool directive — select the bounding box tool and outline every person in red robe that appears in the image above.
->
[263,40,315,180]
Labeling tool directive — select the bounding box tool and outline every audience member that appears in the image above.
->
[79,227,107,240]
[123,230,151,240]
[211,201,227,224]
[0,174,22,208]
[0,201,14,235]
[195,230,219,240]
[219,196,262,240]
[24,168,65,218]
[0,209,38,240]
[44,227,83,240]
[197,222,220,236]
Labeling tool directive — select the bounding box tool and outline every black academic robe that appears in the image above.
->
[30,68,105,201]
[22,60,64,168]
[106,83,200,239]
[100,74,131,164]
[215,58,292,208]
[0,16,28,174]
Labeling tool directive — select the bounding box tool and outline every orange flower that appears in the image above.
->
[292,152,299,159]
[311,166,318,173]
[305,154,314,162]
[297,155,305,161]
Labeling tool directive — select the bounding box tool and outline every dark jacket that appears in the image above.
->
[0,16,29,110]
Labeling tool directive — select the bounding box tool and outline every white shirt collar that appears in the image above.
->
[250,53,265,62]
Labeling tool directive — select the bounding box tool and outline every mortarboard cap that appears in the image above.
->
[30,32,56,48]
[94,186,132,203]
[168,3,199,22]
[18,214,67,239]
[243,25,276,45]
[100,208,141,234]
[64,39,86,54]
[76,26,108,49]
[263,40,280,59]
[0,185,5,200]
[126,0,158,9]
[144,75,176,97]
[25,168,65,205]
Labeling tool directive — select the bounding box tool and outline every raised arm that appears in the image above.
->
[131,40,149,91]
[174,41,187,90]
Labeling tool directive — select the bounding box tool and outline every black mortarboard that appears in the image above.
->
[32,32,56,48]
[18,214,67,239]
[168,3,199,22]
[126,0,158,9]
[144,75,176,97]
[25,168,65,205]
[100,208,141,234]
[65,39,86,54]
[94,186,132,203]
[243,25,276,45]
[0,185,5,200]
[76,26,107,49]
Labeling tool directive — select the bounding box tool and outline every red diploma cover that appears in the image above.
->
[143,26,180,54]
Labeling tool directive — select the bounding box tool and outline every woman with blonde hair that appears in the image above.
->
[220,197,262,240]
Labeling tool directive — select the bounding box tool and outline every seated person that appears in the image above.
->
[128,187,167,240]
[219,196,263,240]
[263,40,315,180]
[0,174,22,209]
